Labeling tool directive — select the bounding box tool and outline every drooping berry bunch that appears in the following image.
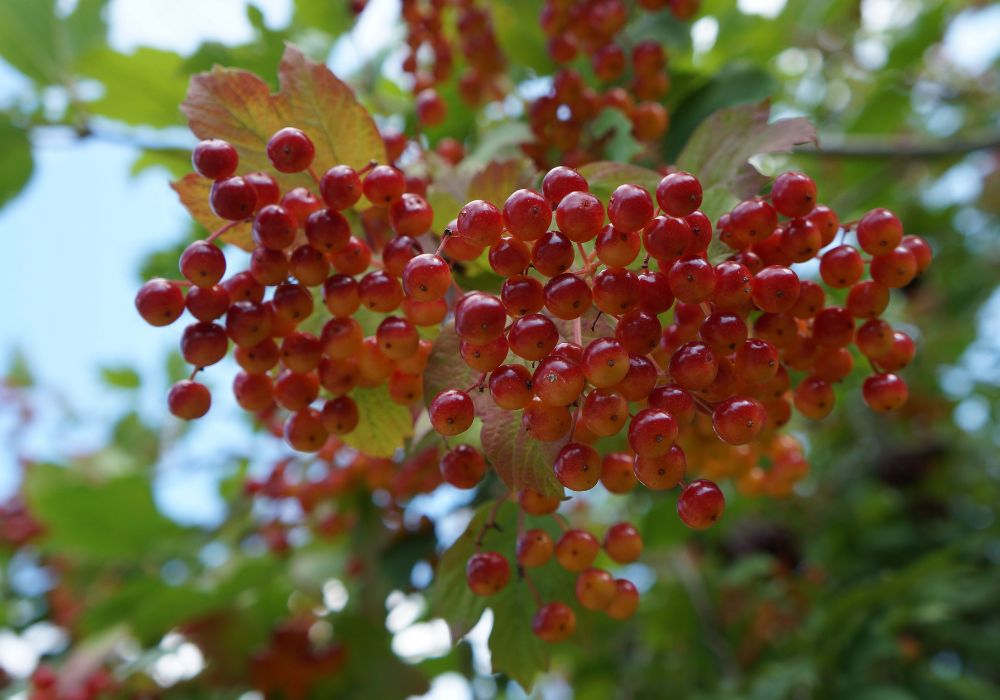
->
[417,165,930,637]
[398,0,507,127]
[468,517,644,642]
[136,127,446,451]
[525,0,696,168]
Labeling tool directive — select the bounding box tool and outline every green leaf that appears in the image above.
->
[99,366,141,390]
[466,159,536,207]
[0,0,106,84]
[479,408,566,499]
[423,323,493,414]
[676,100,817,199]
[664,63,781,163]
[78,47,189,128]
[25,464,192,562]
[340,384,413,458]
[430,501,576,691]
[589,108,642,165]
[0,112,34,207]
[5,347,34,388]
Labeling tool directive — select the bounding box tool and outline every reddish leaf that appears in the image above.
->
[174,45,385,249]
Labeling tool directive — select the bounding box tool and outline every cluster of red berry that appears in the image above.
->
[426,164,930,520]
[470,518,643,642]
[400,0,506,128]
[135,127,445,450]
[525,0,694,168]
[28,665,115,700]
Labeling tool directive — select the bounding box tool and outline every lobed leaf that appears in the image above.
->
[676,100,818,199]
[340,384,414,458]
[479,407,567,499]
[175,44,385,249]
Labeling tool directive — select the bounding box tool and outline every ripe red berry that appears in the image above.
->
[389,193,434,236]
[321,396,360,435]
[669,341,718,390]
[643,215,692,259]
[403,253,452,301]
[458,199,503,246]
[668,256,716,304]
[502,275,546,317]
[575,567,616,612]
[870,246,918,288]
[608,183,654,232]
[857,208,903,255]
[488,237,531,277]
[440,445,487,489]
[752,265,800,313]
[416,88,447,126]
[846,280,890,318]
[532,602,576,643]
[455,292,507,344]
[210,176,257,220]
[243,172,280,211]
[677,479,725,529]
[606,579,640,619]
[556,190,605,242]
[168,380,211,420]
[180,241,226,288]
[627,408,678,458]
[362,165,406,206]
[181,322,228,367]
[554,442,602,491]
[862,373,909,412]
[901,235,933,273]
[503,188,552,241]
[489,364,533,410]
[712,396,766,445]
[531,230,575,277]
[633,445,686,490]
[656,171,702,217]
[555,529,600,571]
[192,139,238,179]
[533,356,585,407]
[793,376,835,420]
[429,389,475,436]
[233,371,274,411]
[593,267,640,314]
[266,127,315,173]
[284,408,328,452]
[604,522,643,563]
[582,337,630,388]
[253,204,297,250]
[517,529,554,567]
[771,171,817,218]
[544,273,593,320]
[542,166,588,207]
[820,245,864,288]
[320,165,362,210]
[136,278,185,327]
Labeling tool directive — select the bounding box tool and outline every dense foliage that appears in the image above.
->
[1,1,999,699]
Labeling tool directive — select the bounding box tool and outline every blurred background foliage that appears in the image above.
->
[0,0,999,698]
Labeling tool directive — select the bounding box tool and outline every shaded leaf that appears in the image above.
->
[25,464,192,562]
[467,159,536,207]
[340,384,413,458]
[79,47,189,128]
[176,44,384,248]
[0,112,34,207]
[677,100,817,199]
[479,408,566,499]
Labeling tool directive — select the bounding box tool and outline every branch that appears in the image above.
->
[796,131,1000,159]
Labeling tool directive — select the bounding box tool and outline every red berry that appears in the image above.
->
[266,127,315,173]
[441,445,487,489]
[532,602,576,643]
[180,241,226,288]
[517,529,554,567]
[321,396,360,435]
[455,292,507,344]
[608,183,654,233]
[168,380,211,419]
[862,373,909,412]
[627,408,678,458]
[575,567,616,611]
[771,171,817,218]
[429,389,475,436]
[752,265,800,313]
[556,190,605,242]
[656,171,702,217]
[857,208,903,255]
[712,396,766,445]
[389,193,433,236]
[416,88,447,126]
[192,139,238,179]
[677,479,725,529]
[870,246,917,288]
[554,442,602,491]
[363,165,406,206]
[136,278,185,327]
[403,253,452,301]
[458,199,503,246]
[210,176,257,220]
[181,322,228,366]
[555,529,600,572]
[542,166,588,207]
[489,364,533,410]
[604,522,642,563]
[320,165,362,210]
[284,408,328,452]
[503,188,551,241]
[606,579,640,619]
